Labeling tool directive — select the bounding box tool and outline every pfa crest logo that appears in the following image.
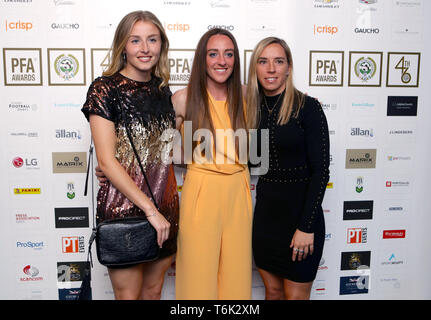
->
[55,54,79,80]
[354,57,376,82]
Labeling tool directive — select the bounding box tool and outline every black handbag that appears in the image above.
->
[77,80,161,299]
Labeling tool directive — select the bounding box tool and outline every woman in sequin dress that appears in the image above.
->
[246,37,330,300]
[81,11,179,300]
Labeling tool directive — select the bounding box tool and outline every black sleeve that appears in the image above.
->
[297,97,330,233]
[81,77,116,123]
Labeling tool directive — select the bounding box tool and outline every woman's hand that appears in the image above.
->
[95,165,108,186]
[290,229,314,261]
[145,207,171,248]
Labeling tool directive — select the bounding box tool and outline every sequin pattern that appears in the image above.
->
[82,72,179,258]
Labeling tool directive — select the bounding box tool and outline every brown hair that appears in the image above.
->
[185,28,246,152]
[246,37,305,129]
[102,10,170,89]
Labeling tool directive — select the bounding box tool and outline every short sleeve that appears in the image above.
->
[81,77,116,123]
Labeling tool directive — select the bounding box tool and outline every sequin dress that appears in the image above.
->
[81,72,179,259]
[252,93,329,282]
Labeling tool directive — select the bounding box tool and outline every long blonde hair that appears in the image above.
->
[246,37,305,129]
[103,10,170,89]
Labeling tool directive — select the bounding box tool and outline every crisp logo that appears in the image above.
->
[314,25,338,35]
[163,22,190,32]
[5,20,33,31]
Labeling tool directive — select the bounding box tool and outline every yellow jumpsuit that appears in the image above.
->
[175,93,252,300]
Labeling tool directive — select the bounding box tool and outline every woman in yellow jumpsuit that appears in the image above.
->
[172,28,252,299]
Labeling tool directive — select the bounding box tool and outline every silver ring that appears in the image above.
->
[294,248,299,252]
[298,250,304,253]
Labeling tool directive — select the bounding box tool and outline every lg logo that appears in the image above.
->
[12,156,38,168]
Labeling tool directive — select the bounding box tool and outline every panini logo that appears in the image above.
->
[345,149,376,169]
[52,152,86,173]
[14,188,41,194]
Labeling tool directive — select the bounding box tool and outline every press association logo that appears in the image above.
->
[2,48,43,86]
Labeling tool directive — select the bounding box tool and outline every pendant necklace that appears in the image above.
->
[263,94,282,115]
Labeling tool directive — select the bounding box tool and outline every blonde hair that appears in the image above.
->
[246,37,305,129]
[103,10,170,89]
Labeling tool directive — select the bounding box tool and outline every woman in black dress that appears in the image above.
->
[246,37,329,300]
[81,11,179,300]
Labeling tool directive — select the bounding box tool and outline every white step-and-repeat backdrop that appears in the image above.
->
[1,0,430,300]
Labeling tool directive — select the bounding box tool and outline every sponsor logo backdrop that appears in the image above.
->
[1,0,431,300]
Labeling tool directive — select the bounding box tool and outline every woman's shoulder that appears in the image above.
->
[171,88,187,114]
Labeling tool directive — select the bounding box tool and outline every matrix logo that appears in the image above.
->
[2,48,43,86]
[62,236,85,253]
[345,149,376,169]
[52,152,87,173]
[347,228,367,244]
[309,51,344,87]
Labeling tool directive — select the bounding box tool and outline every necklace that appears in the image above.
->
[263,94,282,115]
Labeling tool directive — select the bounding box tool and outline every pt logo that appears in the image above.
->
[347,228,367,244]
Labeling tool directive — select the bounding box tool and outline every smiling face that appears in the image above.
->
[122,20,161,81]
[256,42,290,96]
[205,34,235,88]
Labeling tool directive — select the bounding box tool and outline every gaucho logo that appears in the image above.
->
[52,152,86,173]
[345,149,376,169]
[343,201,373,220]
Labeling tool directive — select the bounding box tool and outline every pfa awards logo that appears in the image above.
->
[2,48,42,86]
[349,52,382,87]
[309,51,344,87]
[386,52,420,87]
[168,49,194,86]
[48,48,86,85]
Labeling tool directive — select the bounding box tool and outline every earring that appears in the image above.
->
[123,52,127,62]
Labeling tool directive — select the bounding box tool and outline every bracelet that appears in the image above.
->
[145,210,157,218]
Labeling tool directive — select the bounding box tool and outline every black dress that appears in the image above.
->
[252,92,329,283]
